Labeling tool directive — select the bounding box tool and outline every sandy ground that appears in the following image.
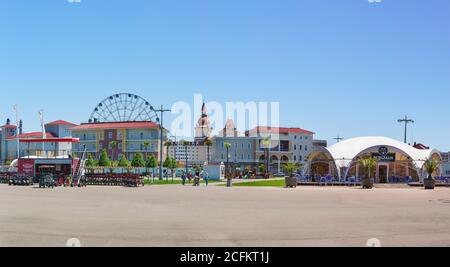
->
[0,184,450,247]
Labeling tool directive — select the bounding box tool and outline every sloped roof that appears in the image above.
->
[45,120,77,127]
[70,121,160,131]
[1,124,17,129]
[250,127,315,135]
[7,132,55,140]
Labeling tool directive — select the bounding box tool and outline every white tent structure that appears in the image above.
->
[307,136,441,183]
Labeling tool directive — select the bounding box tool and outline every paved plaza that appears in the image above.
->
[1,184,450,247]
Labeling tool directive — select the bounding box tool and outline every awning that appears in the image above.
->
[19,138,80,143]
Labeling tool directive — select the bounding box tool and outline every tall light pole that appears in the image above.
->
[398,115,414,144]
[334,135,344,143]
[13,105,20,159]
[38,110,46,156]
[154,105,171,180]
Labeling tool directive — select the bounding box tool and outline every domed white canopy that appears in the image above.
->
[325,136,440,170]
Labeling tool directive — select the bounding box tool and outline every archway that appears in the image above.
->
[270,155,279,173]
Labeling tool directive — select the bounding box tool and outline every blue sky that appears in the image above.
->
[1,0,449,150]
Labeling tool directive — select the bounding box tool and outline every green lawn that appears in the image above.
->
[144,179,221,186]
[222,179,286,187]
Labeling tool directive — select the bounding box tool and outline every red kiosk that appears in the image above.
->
[17,138,80,182]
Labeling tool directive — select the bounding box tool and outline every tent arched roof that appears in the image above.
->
[323,136,440,170]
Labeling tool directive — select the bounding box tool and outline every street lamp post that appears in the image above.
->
[153,105,171,181]
[13,105,20,160]
[398,115,415,143]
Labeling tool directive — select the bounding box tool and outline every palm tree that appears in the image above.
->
[423,158,441,189]
[424,158,441,180]
[359,157,378,189]
[261,136,271,176]
[283,162,300,178]
[360,157,378,179]
[164,141,172,157]
[224,142,232,178]
[143,141,150,160]
[109,141,118,161]
[205,139,213,164]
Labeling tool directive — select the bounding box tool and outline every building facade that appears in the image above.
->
[441,152,450,176]
[71,121,166,161]
[1,120,76,164]
[211,121,316,173]
[168,102,213,165]
[247,126,315,173]
[307,136,442,183]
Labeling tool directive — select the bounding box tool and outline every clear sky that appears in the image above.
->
[1,0,449,150]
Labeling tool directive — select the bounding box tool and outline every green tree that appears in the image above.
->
[261,136,271,175]
[109,141,118,160]
[163,156,173,168]
[143,141,151,160]
[282,162,301,178]
[164,141,172,157]
[131,153,145,168]
[359,157,378,180]
[205,139,213,164]
[98,149,111,167]
[424,158,441,180]
[146,154,158,182]
[118,154,131,167]
[85,154,97,173]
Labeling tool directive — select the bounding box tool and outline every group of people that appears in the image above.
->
[181,170,210,186]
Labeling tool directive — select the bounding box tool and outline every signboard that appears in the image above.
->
[372,146,396,162]
[18,159,35,176]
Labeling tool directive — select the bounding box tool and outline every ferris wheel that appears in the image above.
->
[88,93,159,123]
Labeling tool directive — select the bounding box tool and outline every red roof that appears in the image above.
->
[20,137,79,143]
[413,143,430,150]
[45,120,77,127]
[1,124,17,129]
[7,132,55,140]
[70,121,160,131]
[250,126,315,135]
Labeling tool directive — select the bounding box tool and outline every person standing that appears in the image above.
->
[204,171,209,187]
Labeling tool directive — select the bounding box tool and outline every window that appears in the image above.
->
[99,143,103,150]
[118,131,123,139]
[299,145,303,150]
[294,155,297,161]
[140,132,144,139]
[305,145,308,151]
[294,145,297,150]
[108,131,113,139]
[248,143,251,149]
[299,156,303,161]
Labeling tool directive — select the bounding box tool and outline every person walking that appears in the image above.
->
[181,172,187,186]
